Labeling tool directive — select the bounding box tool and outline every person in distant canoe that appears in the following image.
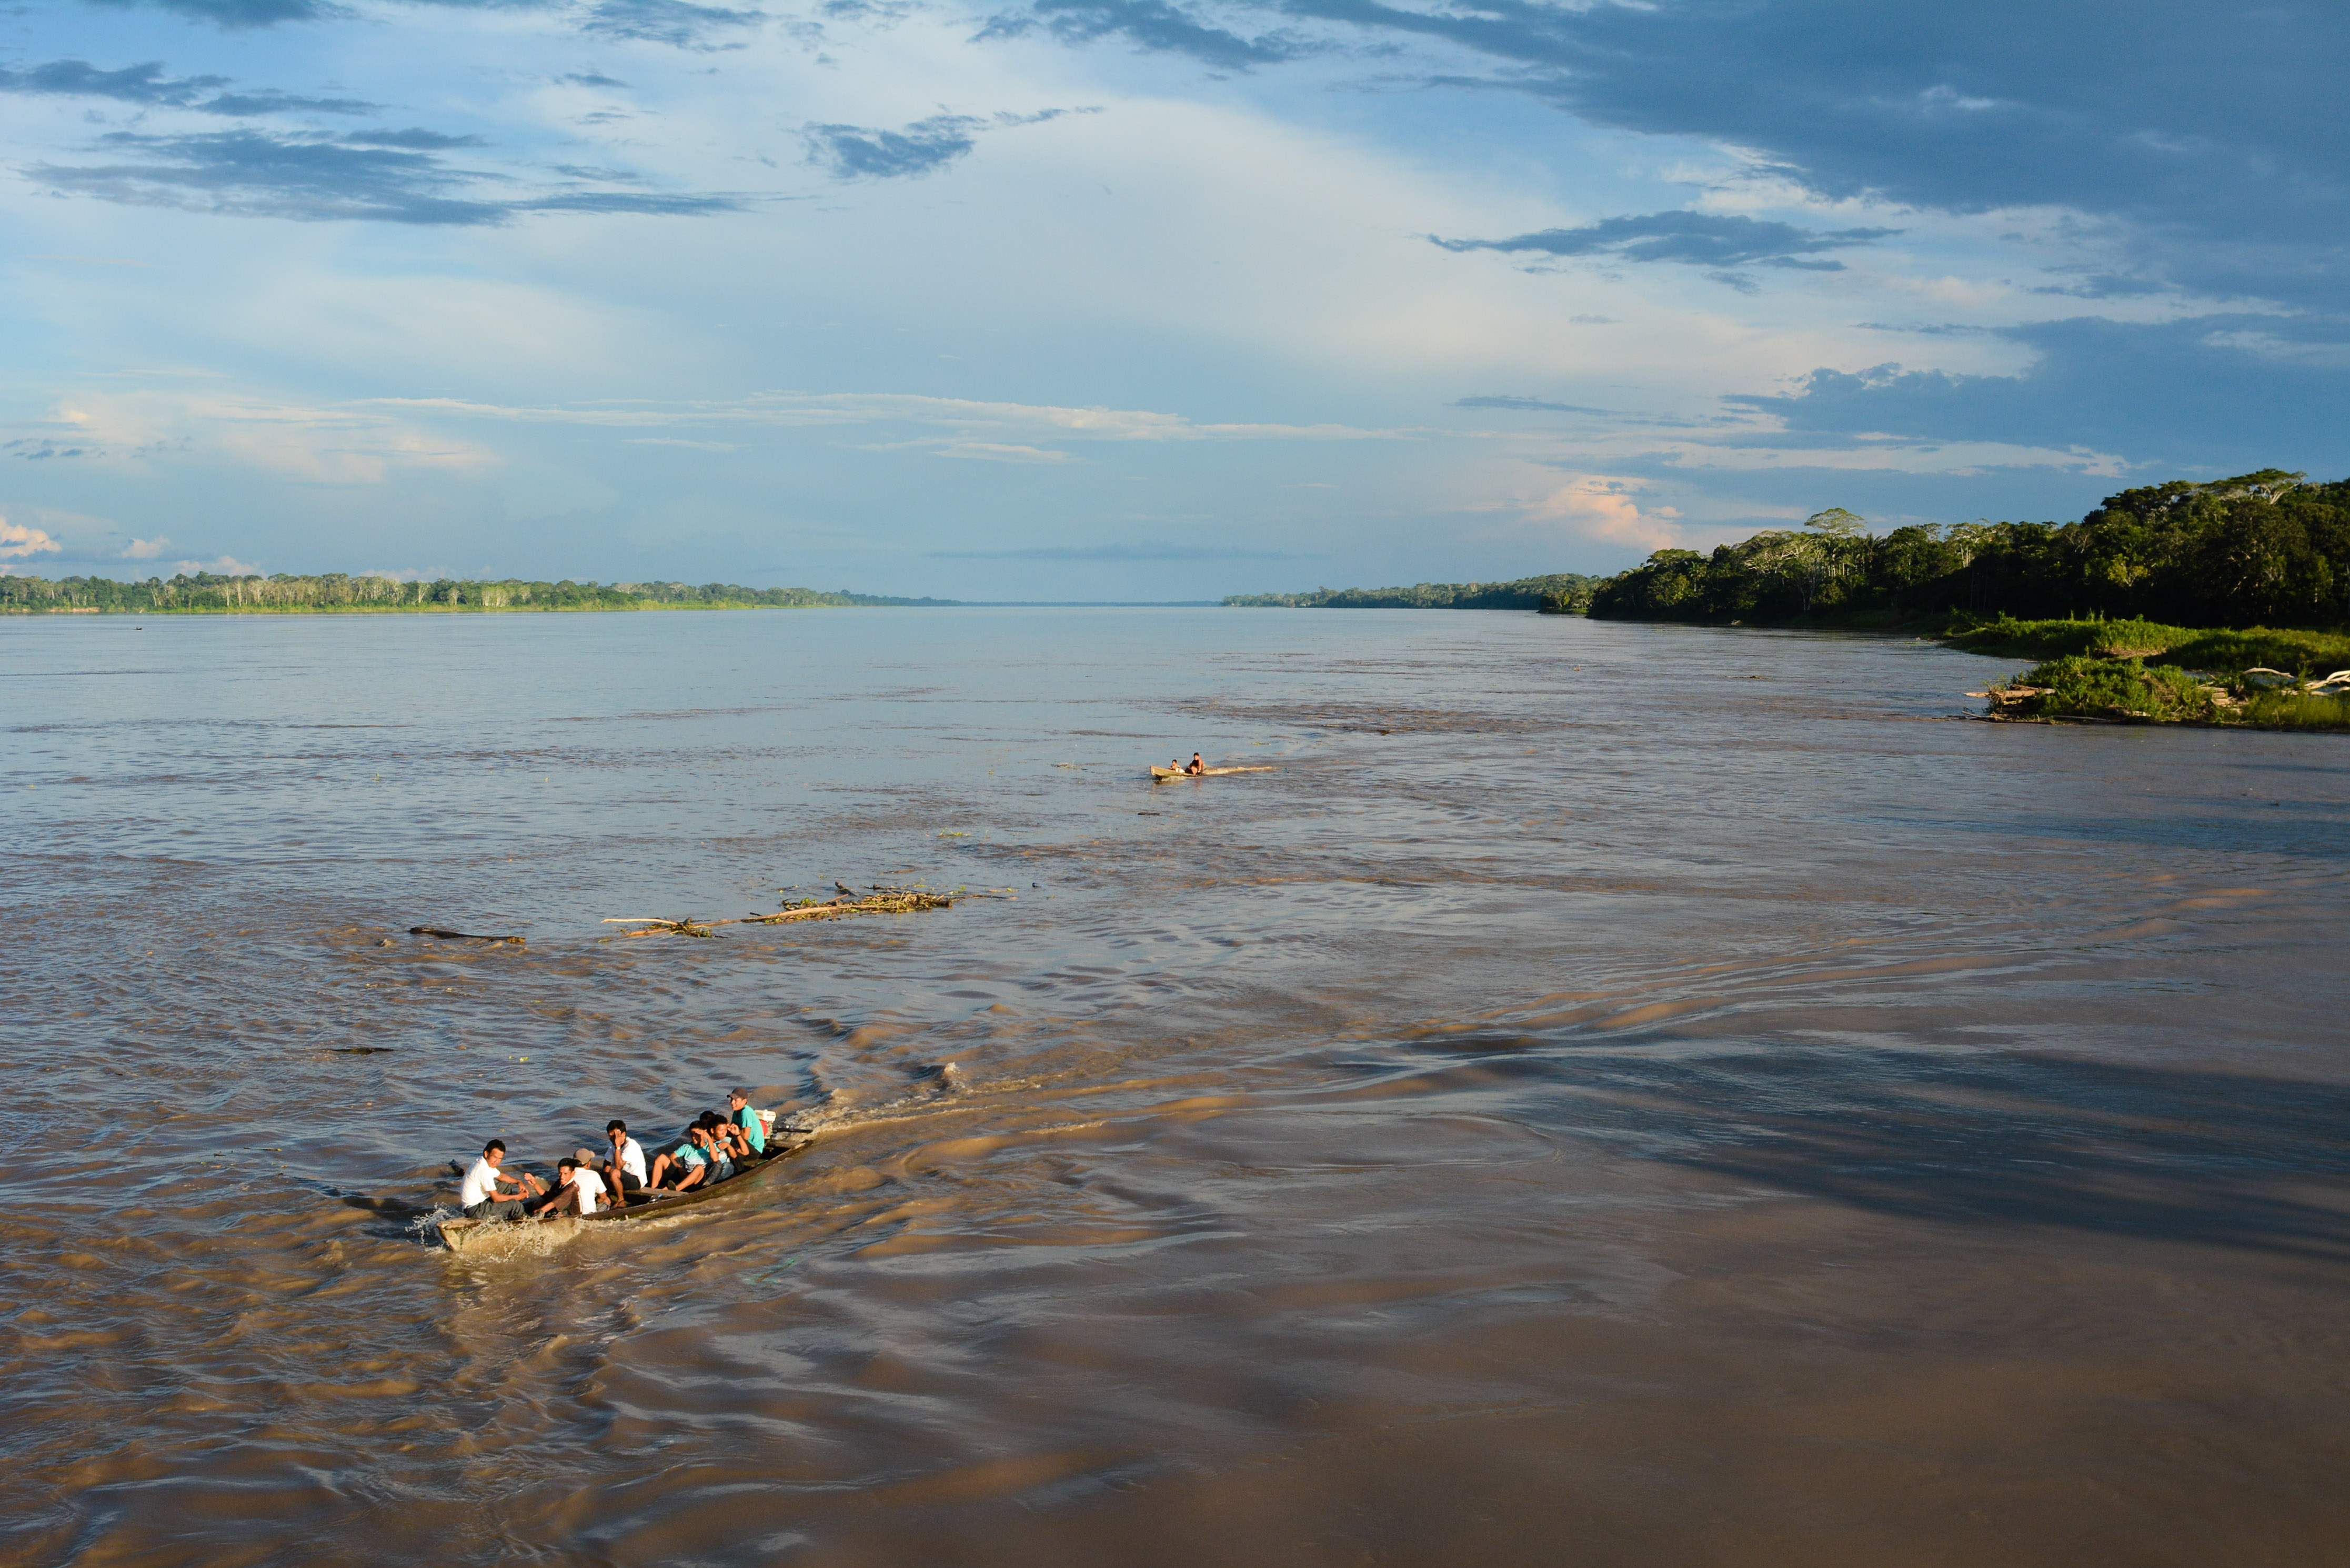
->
[601,1119,648,1193]
[459,1139,544,1221]
[1169,758,1183,773]
[1187,752,1205,775]
[727,1088,767,1157]
[533,1155,608,1218]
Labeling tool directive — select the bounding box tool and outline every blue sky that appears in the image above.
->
[1,0,2343,598]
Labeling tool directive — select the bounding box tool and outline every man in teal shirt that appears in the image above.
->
[645,1125,712,1191]
[729,1088,766,1154]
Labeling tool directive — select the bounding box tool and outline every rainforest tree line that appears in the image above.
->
[19,470,2347,629]
[0,572,955,612]
[1226,572,1604,611]
[1587,471,2350,629]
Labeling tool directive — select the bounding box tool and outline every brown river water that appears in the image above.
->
[4,608,2347,1567]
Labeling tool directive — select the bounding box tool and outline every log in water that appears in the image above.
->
[4,607,2346,1566]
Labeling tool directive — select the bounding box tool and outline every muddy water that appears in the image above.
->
[4,607,2346,1567]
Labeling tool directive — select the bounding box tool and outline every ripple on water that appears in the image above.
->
[3,609,2348,1566]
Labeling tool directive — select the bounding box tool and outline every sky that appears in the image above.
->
[1,0,2344,599]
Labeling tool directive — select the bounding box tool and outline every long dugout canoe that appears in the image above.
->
[1149,765,1278,780]
[435,1114,819,1253]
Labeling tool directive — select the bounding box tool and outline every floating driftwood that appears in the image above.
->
[408,926,525,944]
[605,887,956,938]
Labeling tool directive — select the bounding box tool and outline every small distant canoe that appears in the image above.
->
[1150,765,1277,781]
[436,1117,818,1253]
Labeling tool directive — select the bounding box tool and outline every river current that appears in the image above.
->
[4,607,2346,1566]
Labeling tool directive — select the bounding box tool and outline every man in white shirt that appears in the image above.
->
[534,1157,607,1218]
[601,1120,648,1194]
[459,1139,543,1220]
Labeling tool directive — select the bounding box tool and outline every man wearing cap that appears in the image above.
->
[727,1088,767,1157]
[572,1144,631,1206]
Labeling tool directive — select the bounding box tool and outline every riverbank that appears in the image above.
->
[1946,615,2350,672]
[0,571,955,614]
[1223,572,1601,611]
[1956,618,2350,730]
[2,600,870,616]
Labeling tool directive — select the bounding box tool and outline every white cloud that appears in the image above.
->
[934,442,1077,464]
[122,536,172,559]
[174,555,263,576]
[2199,330,2350,368]
[0,518,64,559]
[1463,417,2130,479]
[1603,435,2127,478]
[365,391,1412,444]
[1527,477,1684,552]
[45,391,497,485]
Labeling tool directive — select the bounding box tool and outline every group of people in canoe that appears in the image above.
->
[458,1088,772,1222]
[1167,752,1206,775]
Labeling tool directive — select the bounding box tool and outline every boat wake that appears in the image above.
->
[424,1207,594,1259]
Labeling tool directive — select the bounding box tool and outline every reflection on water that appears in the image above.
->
[4,608,2347,1565]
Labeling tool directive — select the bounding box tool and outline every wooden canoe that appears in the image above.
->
[436,1117,818,1253]
[1150,765,1277,780]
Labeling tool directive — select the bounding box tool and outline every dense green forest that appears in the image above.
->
[0,572,957,613]
[1589,471,2350,629]
[1224,572,1603,611]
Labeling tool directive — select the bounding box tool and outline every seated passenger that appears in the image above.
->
[646,1125,716,1192]
[727,1088,767,1157]
[601,1120,648,1193]
[695,1113,739,1181]
[534,1157,608,1218]
[699,1107,750,1164]
[458,1139,544,1221]
[1187,752,1206,774]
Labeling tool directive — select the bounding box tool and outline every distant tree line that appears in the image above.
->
[1589,471,2350,629]
[1224,572,1604,612]
[0,571,959,613]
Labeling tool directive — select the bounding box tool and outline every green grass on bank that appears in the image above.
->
[1997,656,2221,723]
[1949,616,2350,677]
[1991,652,2350,729]
[2232,689,2350,729]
